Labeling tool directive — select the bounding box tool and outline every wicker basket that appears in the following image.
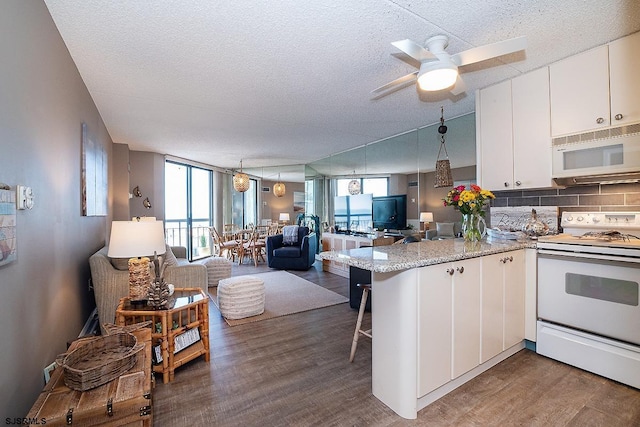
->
[61,332,145,391]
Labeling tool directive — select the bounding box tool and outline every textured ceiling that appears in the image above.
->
[44,0,640,181]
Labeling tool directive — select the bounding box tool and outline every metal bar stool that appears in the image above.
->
[349,283,372,362]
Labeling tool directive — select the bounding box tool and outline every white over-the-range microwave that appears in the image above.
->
[552,124,640,185]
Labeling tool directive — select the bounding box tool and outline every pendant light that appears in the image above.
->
[273,173,286,197]
[348,171,361,195]
[233,160,250,193]
[434,106,454,188]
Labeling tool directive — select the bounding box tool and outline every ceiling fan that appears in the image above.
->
[372,35,527,97]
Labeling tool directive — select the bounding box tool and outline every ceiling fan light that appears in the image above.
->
[417,63,458,91]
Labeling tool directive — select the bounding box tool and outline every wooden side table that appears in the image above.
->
[116,287,210,383]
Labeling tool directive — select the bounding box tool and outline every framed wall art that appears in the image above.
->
[81,122,107,216]
[0,189,17,266]
[293,191,305,213]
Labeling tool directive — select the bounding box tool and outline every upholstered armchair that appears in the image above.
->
[426,222,461,240]
[266,226,318,270]
[89,244,207,334]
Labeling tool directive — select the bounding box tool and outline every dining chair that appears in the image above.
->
[234,229,253,265]
[210,227,239,260]
[223,224,240,241]
[241,230,265,267]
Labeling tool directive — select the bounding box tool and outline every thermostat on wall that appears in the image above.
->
[17,185,34,210]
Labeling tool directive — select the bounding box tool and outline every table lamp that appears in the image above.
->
[107,220,166,301]
[420,212,434,231]
[279,213,290,225]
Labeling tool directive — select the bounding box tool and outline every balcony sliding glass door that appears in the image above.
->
[165,161,212,260]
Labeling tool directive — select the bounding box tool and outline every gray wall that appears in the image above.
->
[129,151,165,220]
[0,1,112,416]
[261,180,305,222]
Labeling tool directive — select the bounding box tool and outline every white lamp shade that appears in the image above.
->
[279,213,290,222]
[420,212,434,223]
[131,216,157,221]
[107,220,166,258]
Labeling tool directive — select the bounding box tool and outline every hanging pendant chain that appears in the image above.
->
[437,106,449,160]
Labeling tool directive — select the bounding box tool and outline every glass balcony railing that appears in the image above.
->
[165,219,212,261]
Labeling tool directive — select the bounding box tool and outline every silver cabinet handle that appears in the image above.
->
[456,266,464,273]
[615,114,623,121]
[596,117,605,124]
[508,256,513,262]
[504,182,509,187]
[515,181,522,186]
[446,268,455,276]
[500,257,506,263]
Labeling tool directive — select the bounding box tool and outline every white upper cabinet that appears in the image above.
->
[477,67,552,191]
[511,67,552,189]
[477,80,513,191]
[549,46,610,136]
[550,31,640,136]
[609,31,640,127]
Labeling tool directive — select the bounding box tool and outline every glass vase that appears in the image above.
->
[462,213,487,242]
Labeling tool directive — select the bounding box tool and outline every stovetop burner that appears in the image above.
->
[537,211,640,256]
[577,230,640,242]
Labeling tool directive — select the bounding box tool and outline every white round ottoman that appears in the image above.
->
[201,256,232,287]
[217,276,265,319]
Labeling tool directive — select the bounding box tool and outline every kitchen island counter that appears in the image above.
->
[318,237,533,273]
[320,238,536,419]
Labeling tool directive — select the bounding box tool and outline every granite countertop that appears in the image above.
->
[318,238,536,273]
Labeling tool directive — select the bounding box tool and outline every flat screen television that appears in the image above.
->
[373,195,407,230]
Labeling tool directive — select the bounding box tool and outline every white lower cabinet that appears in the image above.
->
[481,251,526,363]
[417,257,481,396]
[321,233,371,277]
[418,250,527,398]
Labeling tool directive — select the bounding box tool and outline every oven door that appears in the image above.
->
[538,250,640,345]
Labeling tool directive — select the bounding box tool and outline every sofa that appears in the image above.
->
[266,226,318,270]
[89,244,207,334]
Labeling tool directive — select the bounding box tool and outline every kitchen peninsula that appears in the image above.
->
[320,238,536,419]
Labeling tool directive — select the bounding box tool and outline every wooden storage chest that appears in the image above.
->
[26,327,152,426]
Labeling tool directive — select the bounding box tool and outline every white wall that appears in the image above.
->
[0,1,112,416]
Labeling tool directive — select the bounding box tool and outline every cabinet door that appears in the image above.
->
[503,250,526,349]
[550,45,610,136]
[609,31,640,127]
[512,67,552,189]
[481,253,504,363]
[417,263,452,397]
[477,80,514,191]
[452,258,481,378]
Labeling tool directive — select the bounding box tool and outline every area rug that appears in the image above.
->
[211,270,348,326]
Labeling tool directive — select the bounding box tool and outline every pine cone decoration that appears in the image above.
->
[148,278,170,308]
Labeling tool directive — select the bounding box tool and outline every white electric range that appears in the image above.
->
[536,211,640,389]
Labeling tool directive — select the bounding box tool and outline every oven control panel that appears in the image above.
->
[561,211,640,230]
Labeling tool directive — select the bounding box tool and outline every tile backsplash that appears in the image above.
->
[490,182,640,232]
[491,182,640,212]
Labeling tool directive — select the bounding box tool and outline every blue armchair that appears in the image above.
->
[266,226,318,270]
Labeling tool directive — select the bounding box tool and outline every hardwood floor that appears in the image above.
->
[153,261,640,426]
